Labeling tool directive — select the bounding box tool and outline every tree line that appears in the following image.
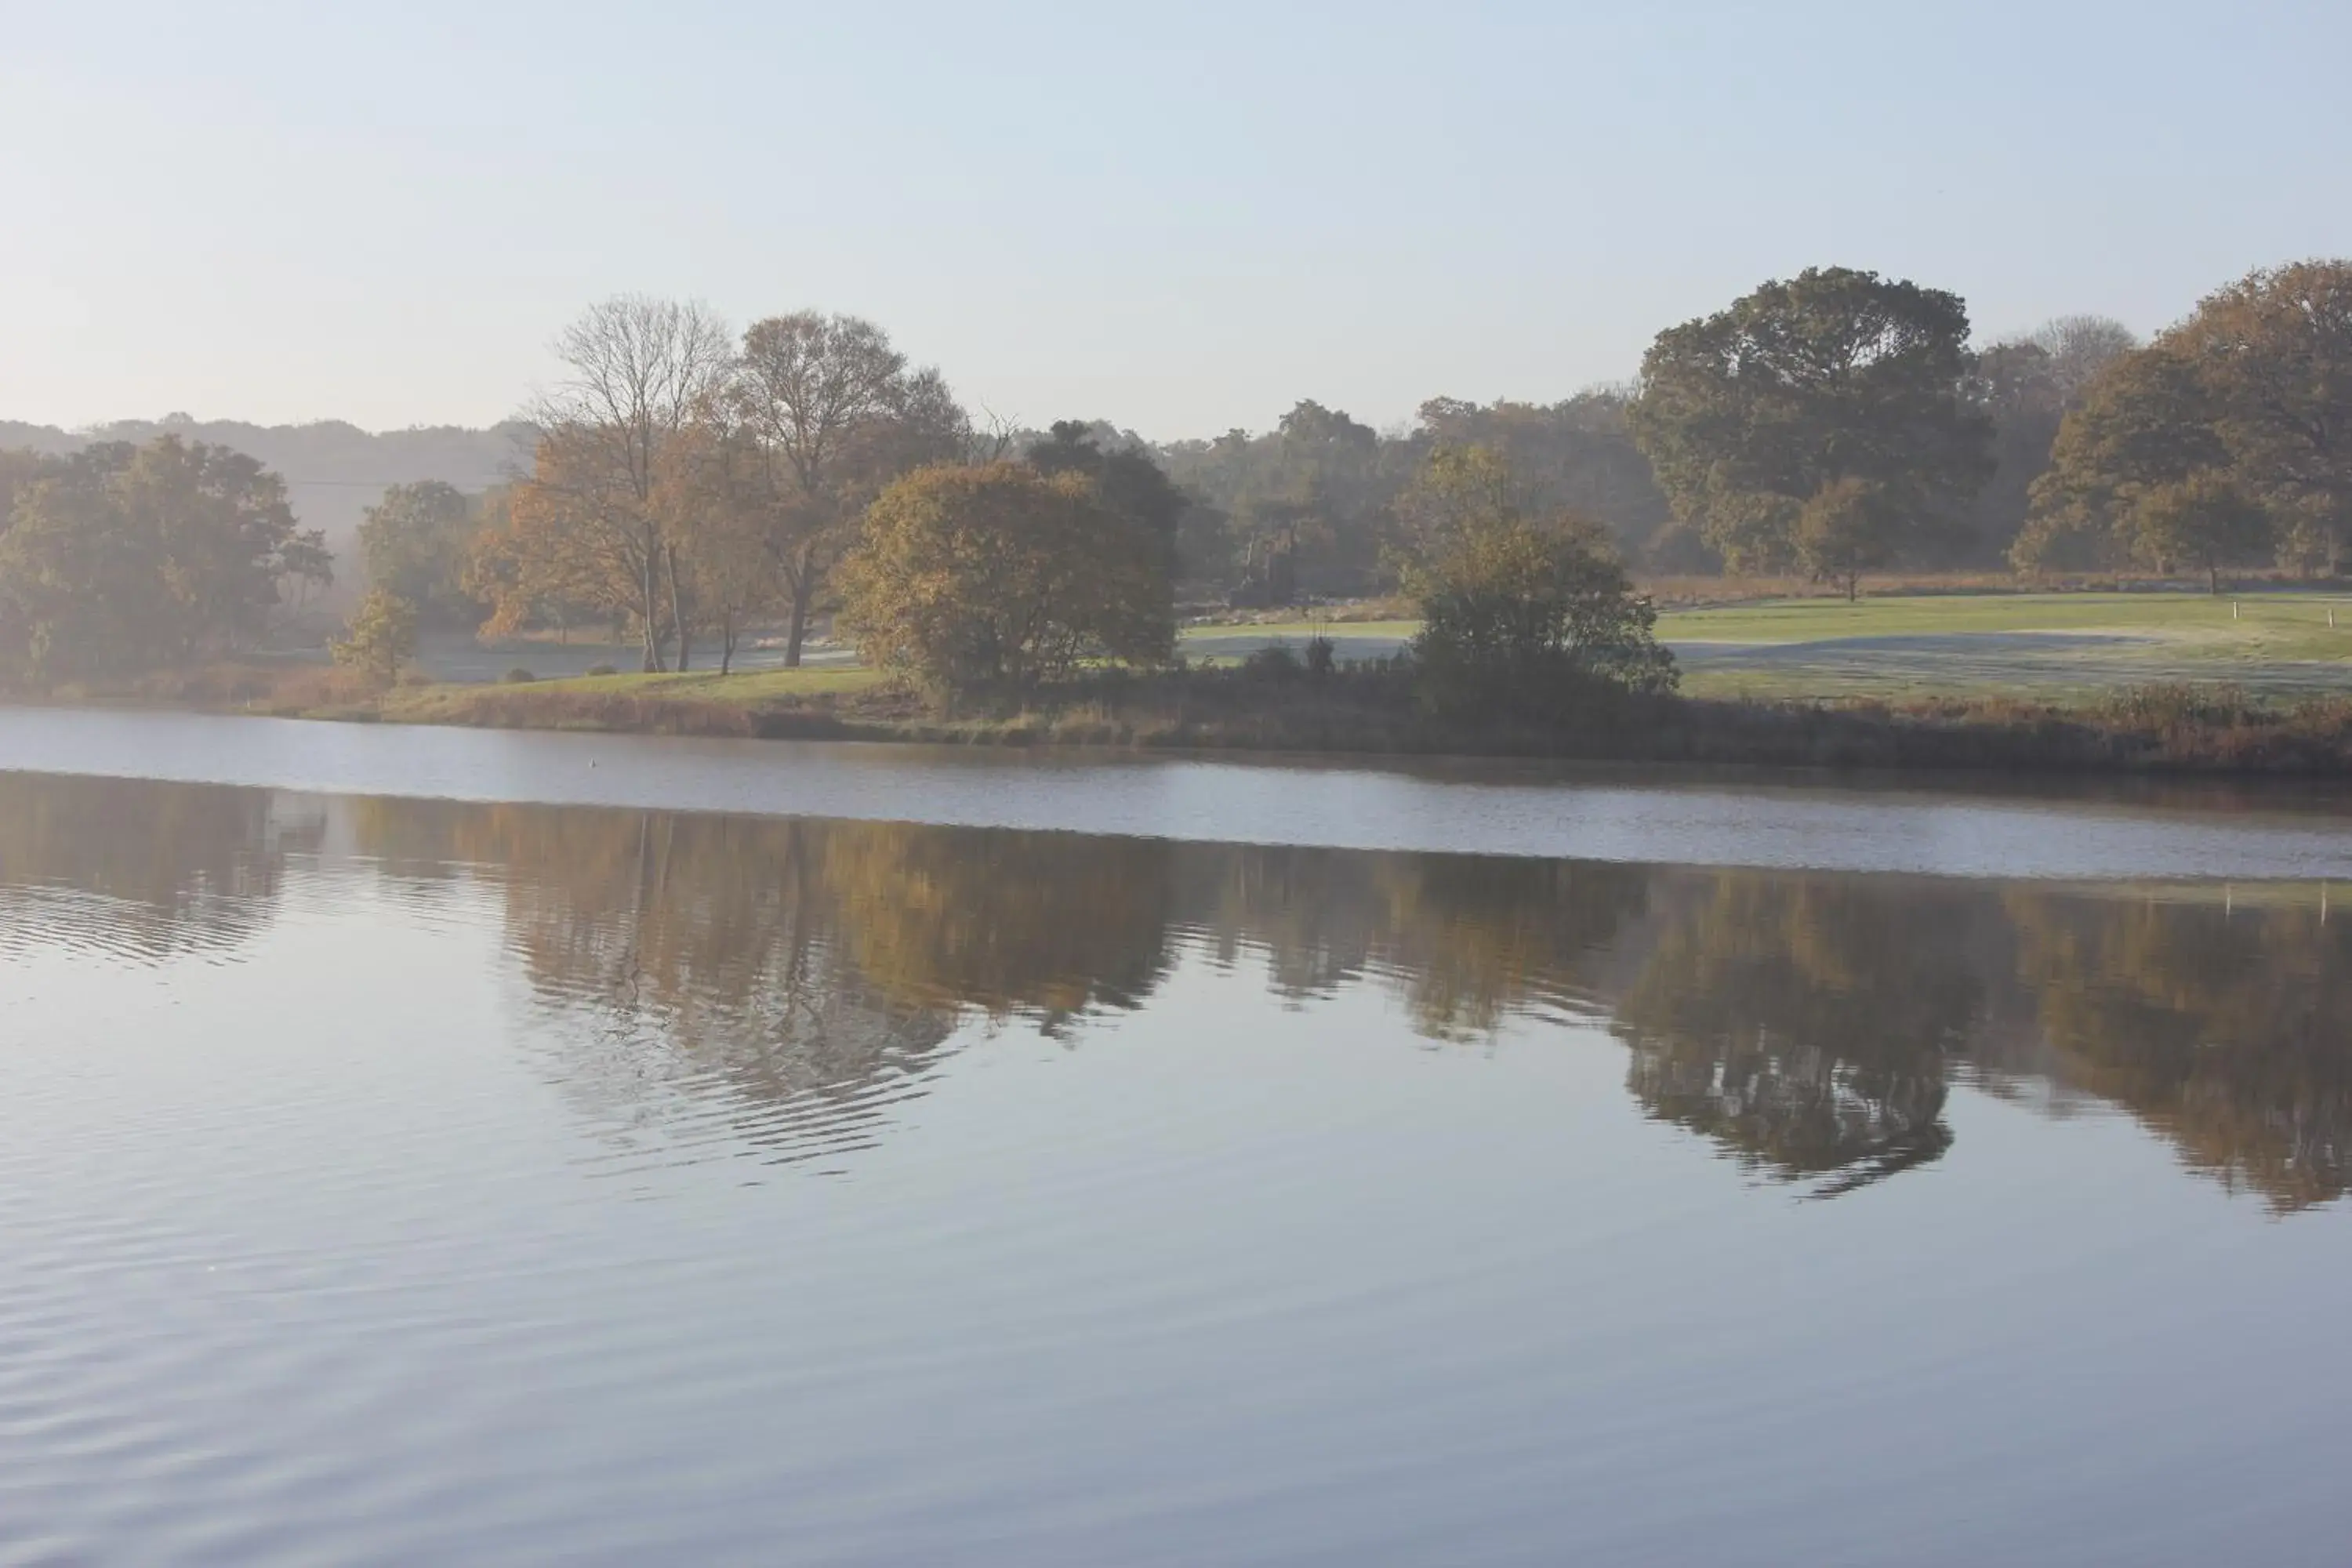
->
[7,256,2344,688]
[373,255,2352,688]
[0,438,331,680]
[335,293,1672,702]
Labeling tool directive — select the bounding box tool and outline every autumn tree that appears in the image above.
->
[660,414,786,673]
[731,312,967,666]
[836,463,1174,694]
[332,587,419,684]
[1392,445,1675,713]
[2164,260,2352,573]
[1629,267,1993,572]
[497,296,731,671]
[358,480,480,623]
[2015,346,2271,587]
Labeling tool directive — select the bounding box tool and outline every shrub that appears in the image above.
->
[1243,643,1303,681]
[501,667,538,684]
[1392,445,1676,720]
[329,589,419,687]
[2100,683,2256,730]
[585,663,619,677]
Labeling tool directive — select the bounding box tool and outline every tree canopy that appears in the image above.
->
[0,437,329,681]
[1630,267,1994,572]
[730,311,970,664]
[2016,343,2263,586]
[837,462,1174,692]
[358,480,481,623]
[2164,260,2352,572]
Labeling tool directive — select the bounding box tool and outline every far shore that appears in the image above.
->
[24,656,2352,782]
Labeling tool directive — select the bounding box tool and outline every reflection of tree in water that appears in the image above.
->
[1612,874,1981,1196]
[2007,891,2352,1212]
[1178,847,1647,1038]
[822,822,1175,1028]
[7,770,2347,1208]
[347,800,962,1168]
[0,772,314,963]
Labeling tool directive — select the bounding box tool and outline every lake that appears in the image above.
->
[2,711,2347,1566]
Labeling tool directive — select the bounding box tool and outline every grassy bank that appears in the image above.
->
[138,661,2350,777]
[30,586,2352,778]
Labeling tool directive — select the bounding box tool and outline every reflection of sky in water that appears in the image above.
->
[7,702,2352,877]
[0,771,2347,1564]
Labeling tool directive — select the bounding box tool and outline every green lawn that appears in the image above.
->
[1657,590,2352,651]
[1181,593,2352,702]
[414,593,2352,710]
[1660,591,2352,701]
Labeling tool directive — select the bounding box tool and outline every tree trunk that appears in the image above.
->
[720,606,737,675]
[666,544,691,673]
[785,577,812,669]
[1846,569,1859,603]
[2209,564,2221,596]
[639,550,666,672]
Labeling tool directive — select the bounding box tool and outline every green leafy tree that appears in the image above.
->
[837,463,1174,694]
[332,588,419,684]
[1416,390,1671,558]
[0,437,329,681]
[358,480,480,623]
[1794,477,1898,601]
[1629,267,1993,572]
[2130,470,2274,593]
[1028,422,1189,552]
[1156,401,1415,596]
[1392,446,1675,713]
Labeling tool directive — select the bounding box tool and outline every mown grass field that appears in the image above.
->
[1660,591,2352,700]
[369,589,2352,722]
[1181,593,2352,702]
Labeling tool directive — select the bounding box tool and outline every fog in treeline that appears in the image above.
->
[0,415,522,554]
[5,771,2343,1211]
[6,256,2348,682]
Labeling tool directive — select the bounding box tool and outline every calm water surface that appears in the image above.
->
[1,724,2348,1566]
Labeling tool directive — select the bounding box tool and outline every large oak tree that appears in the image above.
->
[2165,260,2352,572]
[1629,267,1993,574]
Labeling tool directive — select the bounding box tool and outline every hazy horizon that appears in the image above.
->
[7,1,2350,441]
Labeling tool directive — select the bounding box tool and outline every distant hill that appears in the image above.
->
[0,416,530,582]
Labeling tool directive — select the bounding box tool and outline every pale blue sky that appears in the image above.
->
[4,0,2347,438]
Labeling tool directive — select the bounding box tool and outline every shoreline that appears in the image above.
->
[17,660,2352,782]
[6,701,2351,880]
